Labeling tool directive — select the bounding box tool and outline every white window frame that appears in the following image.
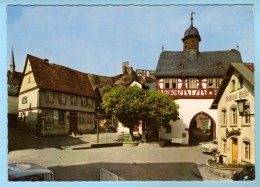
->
[189,78,197,89]
[58,112,65,124]
[71,95,77,106]
[46,91,54,103]
[59,93,66,104]
[46,111,54,123]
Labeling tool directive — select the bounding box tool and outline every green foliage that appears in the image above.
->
[99,85,112,97]
[102,86,179,134]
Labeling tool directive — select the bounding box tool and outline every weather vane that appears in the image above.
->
[191,12,195,26]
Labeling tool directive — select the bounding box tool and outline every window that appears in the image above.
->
[171,79,177,89]
[208,78,213,88]
[71,95,77,106]
[87,114,94,124]
[59,93,66,104]
[215,79,222,88]
[164,79,177,89]
[243,141,251,160]
[28,77,31,83]
[190,39,196,48]
[222,139,227,154]
[87,98,93,108]
[217,63,222,69]
[189,78,197,89]
[165,125,171,133]
[46,111,53,123]
[22,96,28,104]
[59,112,65,124]
[179,64,184,69]
[230,79,236,92]
[165,79,170,89]
[244,105,251,124]
[81,97,87,107]
[231,107,237,125]
[79,113,85,124]
[221,109,227,126]
[184,41,189,50]
[45,91,54,103]
[238,76,243,89]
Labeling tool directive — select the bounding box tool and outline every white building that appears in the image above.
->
[154,13,243,145]
[211,63,255,164]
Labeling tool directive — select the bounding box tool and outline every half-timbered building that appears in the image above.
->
[18,54,97,136]
[154,13,243,145]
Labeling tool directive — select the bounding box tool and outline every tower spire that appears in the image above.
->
[9,47,16,73]
[191,12,195,27]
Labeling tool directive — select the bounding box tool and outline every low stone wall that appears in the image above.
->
[206,163,242,178]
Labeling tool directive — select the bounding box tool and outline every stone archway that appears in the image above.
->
[188,111,216,145]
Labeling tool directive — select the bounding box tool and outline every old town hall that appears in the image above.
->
[154,13,243,145]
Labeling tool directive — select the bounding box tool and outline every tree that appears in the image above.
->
[142,91,179,131]
[102,86,144,136]
[102,86,179,138]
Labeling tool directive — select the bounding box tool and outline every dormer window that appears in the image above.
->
[179,63,184,69]
[217,63,222,69]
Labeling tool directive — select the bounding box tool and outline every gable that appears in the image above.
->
[19,59,37,93]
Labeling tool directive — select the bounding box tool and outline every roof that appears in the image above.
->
[183,26,201,41]
[154,49,243,77]
[7,70,23,96]
[8,163,53,179]
[210,63,254,109]
[25,54,96,98]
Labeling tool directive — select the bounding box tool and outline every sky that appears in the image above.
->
[6,5,254,76]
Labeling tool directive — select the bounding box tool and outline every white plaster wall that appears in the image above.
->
[8,96,18,114]
[160,98,217,144]
[218,71,255,164]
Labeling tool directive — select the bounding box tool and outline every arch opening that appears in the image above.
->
[188,112,216,145]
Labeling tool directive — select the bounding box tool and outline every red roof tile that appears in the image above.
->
[27,54,96,98]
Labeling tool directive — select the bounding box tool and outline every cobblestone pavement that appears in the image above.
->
[8,128,229,181]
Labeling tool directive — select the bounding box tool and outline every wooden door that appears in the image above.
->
[69,113,78,133]
[232,138,238,163]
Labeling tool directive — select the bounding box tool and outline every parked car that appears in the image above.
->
[8,163,55,181]
[200,141,218,154]
[231,165,255,181]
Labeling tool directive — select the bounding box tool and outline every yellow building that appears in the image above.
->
[211,63,255,165]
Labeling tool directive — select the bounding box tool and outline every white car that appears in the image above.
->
[8,163,55,181]
[200,141,218,154]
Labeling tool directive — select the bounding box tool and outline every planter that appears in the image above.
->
[206,163,243,178]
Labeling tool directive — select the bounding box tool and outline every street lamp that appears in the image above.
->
[235,99,247,116]
[96,106,100,143]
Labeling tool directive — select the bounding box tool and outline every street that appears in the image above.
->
[8,128,227,181]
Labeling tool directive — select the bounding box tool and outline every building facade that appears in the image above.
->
[8,49,23,128]
[154,13,243,144]
[211,63,255,165]
[18,54,97,136]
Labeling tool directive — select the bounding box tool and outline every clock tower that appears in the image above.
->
[182,12,201,56]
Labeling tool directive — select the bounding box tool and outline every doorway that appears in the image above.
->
[231,138,238,163]
[189,112,216,145]
[69,112,78,134]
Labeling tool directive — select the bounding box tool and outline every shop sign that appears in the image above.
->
[225,89,249,102]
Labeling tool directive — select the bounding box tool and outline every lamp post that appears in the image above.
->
[96,107,100,144]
